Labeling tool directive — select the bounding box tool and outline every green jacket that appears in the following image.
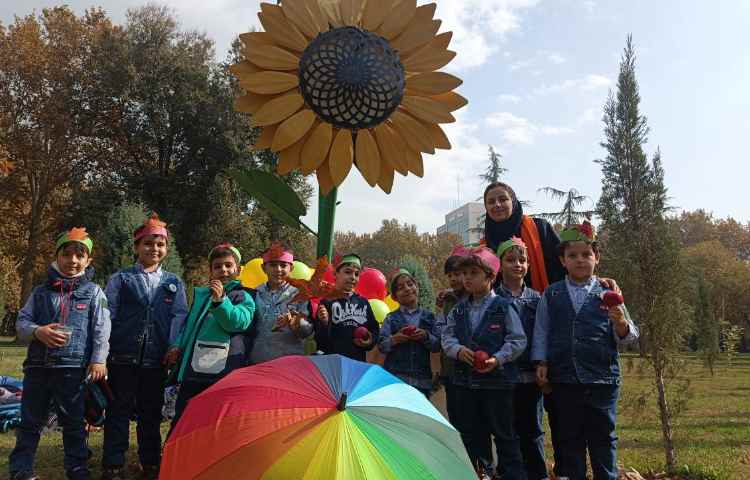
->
[173,280,255,383]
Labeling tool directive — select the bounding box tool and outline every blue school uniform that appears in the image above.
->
[532,276,638,480]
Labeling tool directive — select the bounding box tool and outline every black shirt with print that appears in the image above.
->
[315,293,380,361]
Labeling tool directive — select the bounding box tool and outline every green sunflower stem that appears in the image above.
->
[316,187,338,260]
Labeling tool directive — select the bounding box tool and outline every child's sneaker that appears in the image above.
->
[66,466,90,480]
[11,472,40,480]
[100,467,125,480]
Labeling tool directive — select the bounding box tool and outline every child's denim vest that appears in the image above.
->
[545,280,621,384]
[497,287,540,376]
[25,268,98,368]
[451,296,520,389]
[382,308,436,381]
[108,267,182,368]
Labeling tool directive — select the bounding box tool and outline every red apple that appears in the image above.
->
[601,291,624,308]
[402,325,417,336]
[473,350,490,371]
[353,326,370,340]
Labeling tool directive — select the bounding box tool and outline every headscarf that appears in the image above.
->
[484,198,523,252]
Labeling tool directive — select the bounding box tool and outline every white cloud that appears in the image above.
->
[532,74,611,96]
[547,52,566,64]
[486,112,574,145]
[497,94,523,103]
[428,0,542,71]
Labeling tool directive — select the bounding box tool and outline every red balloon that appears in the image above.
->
[355,268,387,300]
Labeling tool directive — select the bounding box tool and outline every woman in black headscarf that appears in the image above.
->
[483,182,565,291]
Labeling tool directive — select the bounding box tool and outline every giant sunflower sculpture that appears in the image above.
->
[230,0,466,195]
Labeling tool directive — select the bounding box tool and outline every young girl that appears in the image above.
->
[102,214,188,480]
[246,243,312,365]
[168,243,255,429]
[442,247,527,480]
[378,269,440,397]
[315,254,380,361]
[496,237,546,480]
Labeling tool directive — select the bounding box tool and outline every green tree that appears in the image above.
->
[596,35,690,471]
[693,277,720,375]
[479,145,507,185]
[534,187,595,227]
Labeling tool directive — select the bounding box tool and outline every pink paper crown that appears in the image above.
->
[262,242,294,264]
[470,246,501,276]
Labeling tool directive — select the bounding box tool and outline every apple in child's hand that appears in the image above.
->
[402,325,417,336]
[601,291,624,308]
[473,350,490,371]
[353,326,370,340]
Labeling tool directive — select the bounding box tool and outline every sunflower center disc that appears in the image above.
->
[298,27,406,130]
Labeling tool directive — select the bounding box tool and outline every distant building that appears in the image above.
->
[436,202,484,245]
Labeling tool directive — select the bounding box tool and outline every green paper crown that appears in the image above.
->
[336,253,362,270]
[209,243,242,264]
[559,222,596,243]
[56,227,93,254]
[496,236,526,258]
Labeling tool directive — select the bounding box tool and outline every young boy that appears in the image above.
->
[378,269,440,397]
[167,243,255,429]
[315,254,379,361]
[442,247,528,480]
[496,237,547,480]
[9,228,110,480]
[246,243,312,365]
[102,214,188,480]
[532,222,638,480]
[435,247,468,423]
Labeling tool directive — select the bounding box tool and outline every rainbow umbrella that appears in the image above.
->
[161,355,475,479]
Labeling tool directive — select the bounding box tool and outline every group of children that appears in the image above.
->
[8,213,638,480]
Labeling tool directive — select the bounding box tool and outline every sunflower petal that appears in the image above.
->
[391,19,441,55]
[259,4,309,52]
[373,123,409,175]
[272,109,317,151]
[401,95,456,124]
[432,31,453,49]
[377,0,417,40]
[246,45,300,71]
[377,156,395,193]
[278,140,304,175]
[355,129,381,186]
[301,122,333,174]
[317,159,335,195]
[403,47,456,73]
[432,91,468,112]
[426,123,452,150]
[406,72,463,95]
[402,31,451,63]
[252,92,305,127]
[406,148,424,177]
[235,93,272,114]
[304,0,328,33]
[282,0,321,38]
[319,0,344,27]
[389,111,435,154]
[362,0,393,31]
[340,0,365,26]
[253,124,278,150]
[329,129,354,186]
[239,31,274,51]
[240,71,299,95]
[229,60,260,78]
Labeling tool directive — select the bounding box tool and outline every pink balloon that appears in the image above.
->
[356,268,387,300]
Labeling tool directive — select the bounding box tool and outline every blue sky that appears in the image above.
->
[3,1,748,234]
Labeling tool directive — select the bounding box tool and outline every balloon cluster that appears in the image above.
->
[238,259,400,324]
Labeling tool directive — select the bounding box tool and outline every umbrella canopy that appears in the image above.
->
[161,355,475,479]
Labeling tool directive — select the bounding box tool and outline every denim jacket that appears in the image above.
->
[443,294,526,389]
[106,266,186,367]
[497,284,540,379]
[20,266,110,368]
[542,280,633,384]
[379,308,440,382]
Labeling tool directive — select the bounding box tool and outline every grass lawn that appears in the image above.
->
[0,339,747,479]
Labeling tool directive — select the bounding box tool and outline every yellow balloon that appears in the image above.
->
[290,261,313,281]
[384,294,400,312]
[369,299,390,325]
[238,258,267,288]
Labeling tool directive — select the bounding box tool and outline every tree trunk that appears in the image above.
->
[19,201,43,302]
[653,355,676,471]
